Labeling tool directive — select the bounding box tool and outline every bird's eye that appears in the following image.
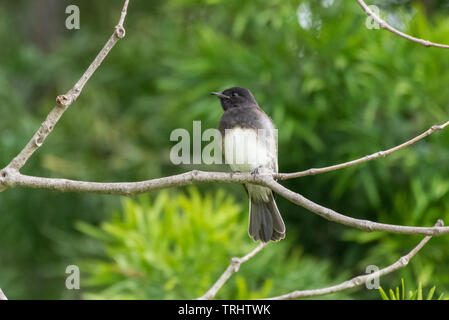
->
[232,92,239,97]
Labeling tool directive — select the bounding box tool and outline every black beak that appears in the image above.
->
[211,91,230,99]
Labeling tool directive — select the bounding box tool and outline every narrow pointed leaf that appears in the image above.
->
[427,286,435,300]
[379,287,390,300]
[379,287,389,300]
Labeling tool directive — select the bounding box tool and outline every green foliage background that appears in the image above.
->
[77,189,348,299]
[0,0,449,299]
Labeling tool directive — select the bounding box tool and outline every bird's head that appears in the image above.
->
[211,87,258,111]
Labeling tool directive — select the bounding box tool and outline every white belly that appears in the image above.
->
[223,128,273,172]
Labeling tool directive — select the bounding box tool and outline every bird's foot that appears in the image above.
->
[251,166,263,176]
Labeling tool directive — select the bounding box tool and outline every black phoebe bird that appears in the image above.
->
[212,87,286,242]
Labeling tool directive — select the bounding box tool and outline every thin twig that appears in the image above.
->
[0,288,7,300]
[264,178,449,236]
[276,121,449,180]
[266,220,442,299]
[118,0,130,27]
[1,0,130,177]
[356,0,449,49]
[198,243,267,300]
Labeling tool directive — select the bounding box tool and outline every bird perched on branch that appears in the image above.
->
[212,87,285,242]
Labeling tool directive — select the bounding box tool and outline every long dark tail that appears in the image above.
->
[249,193,286,242]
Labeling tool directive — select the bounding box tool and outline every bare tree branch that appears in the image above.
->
[266,220,442,300]
[198,243,267,300]
[276,121,449,180]
[356,0,449,49]
[0,170,253,195]
[0,0,130,298]
[2,170,449,237]
[3,118,448,193]
[264,178,449,236]
[0,288,7,300]
[0,0,130,182]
